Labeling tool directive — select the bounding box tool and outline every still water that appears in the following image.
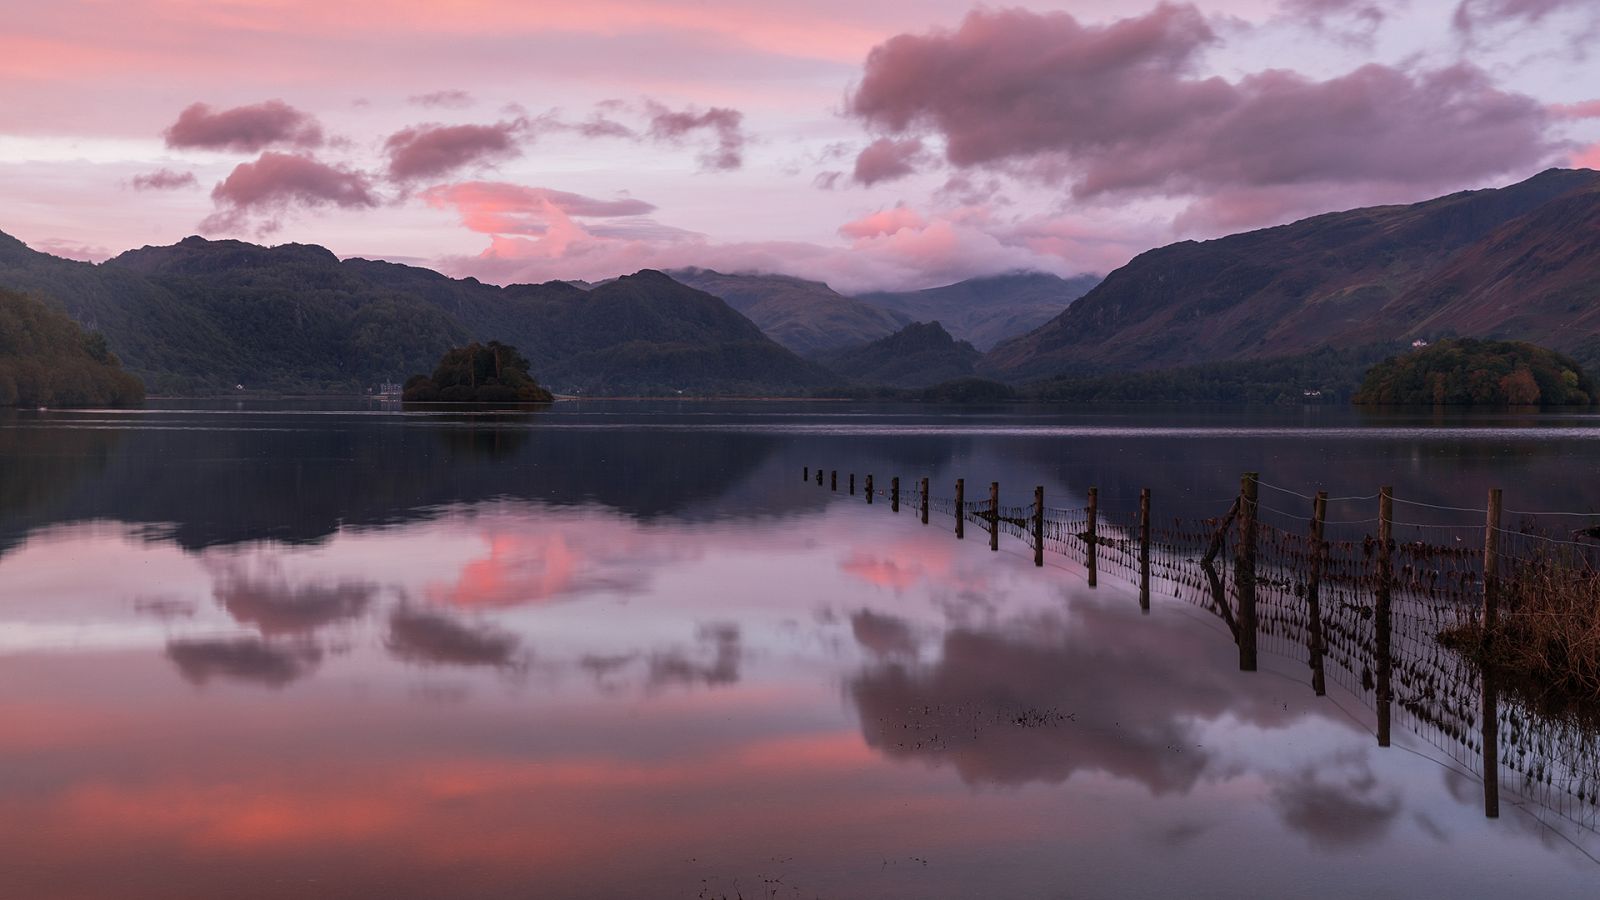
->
[2,400,1599,899]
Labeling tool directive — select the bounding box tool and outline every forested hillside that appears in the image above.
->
[0,288,145,406]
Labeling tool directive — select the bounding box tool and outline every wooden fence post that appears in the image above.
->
[989,482,1000,552]
[1086,487,1099,587]
[1034,486,1045,568]
[831,470,837,492]
[1484,487,1502,642]
[849,473,855,496]
[817,468,823,487]
[1307,491,1328,696]
[891,477,900,513]
[1235,472,1258,672]
[1139,488,1151,613]
[865,474,873,504]
[803,467,808,482]
[920,477,929,525]
[1376,485,1393,747]
[955,479,965,540]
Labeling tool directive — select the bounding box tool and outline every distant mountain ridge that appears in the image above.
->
[856,272,1101,351]
[982,168,1600,382]
[813,321,981,389]
[0,234,835,395]
[667,268,909,355]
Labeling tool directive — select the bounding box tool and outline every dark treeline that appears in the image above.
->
[1354,339,1596,406]
[1022,346,1388,404]
[0,288,144,407]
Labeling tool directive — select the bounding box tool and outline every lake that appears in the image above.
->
[2,400,1599,899]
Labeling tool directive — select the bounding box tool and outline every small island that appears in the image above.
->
[0,288,145,407]
[1353,339,1595,406]
[402,341,554,403]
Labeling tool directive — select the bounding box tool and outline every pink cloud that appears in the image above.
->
[847,6,1559,229]
[1550,99,1600,119]
[645,103,746,170]
[838,205,925,240]
[163,100,324,152]
[384,120,528,182]
[853,137,924,186]
[422,182,656,235]
[203,151,378,233]
[1575,143,1600,169]
[129,168,198,191]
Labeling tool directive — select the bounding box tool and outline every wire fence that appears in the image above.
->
[804,467,1600,838]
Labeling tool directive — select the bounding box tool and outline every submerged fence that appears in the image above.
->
[803,466,1600,839]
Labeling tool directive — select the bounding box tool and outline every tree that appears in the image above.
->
[403,341,553,403]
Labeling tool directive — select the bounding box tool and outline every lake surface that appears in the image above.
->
[3,400,1600,899]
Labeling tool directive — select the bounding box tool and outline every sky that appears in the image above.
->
[2,0,1598,292]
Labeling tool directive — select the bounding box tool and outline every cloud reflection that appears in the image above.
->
[386,607,522,669]
[165,638,322,688]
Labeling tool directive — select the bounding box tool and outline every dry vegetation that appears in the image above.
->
[1443,555,1600,706]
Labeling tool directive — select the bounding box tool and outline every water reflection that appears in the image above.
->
[3,403,1600,897]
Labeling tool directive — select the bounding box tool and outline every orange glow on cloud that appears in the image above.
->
[427,532,580,607]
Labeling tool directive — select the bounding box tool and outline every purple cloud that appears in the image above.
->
[163,100,324,152]
[408,89,474,109]
[129,168,198,191]
[384,119,527,182]
[847,6,1558,224]
[203,151,378,232]
[853,137,924,186]
[646,103,746,170]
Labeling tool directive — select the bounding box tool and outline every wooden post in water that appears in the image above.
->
[1033,486,1045,568]
[1484,488,1502,642]
[955,479,965,540]
[817,468,823,487]
[803,467,808,482]
[831,470,837,492]
[1235,473,1258,672]
[865,474,873,504]
[891,477,900,513]
[1483,667,1501,819]
[919,477,929,525]
[1306,491,1329,696]
[849,473,855,496]
[1086,487,1099,587]
[1376,485,1393,748]
[989,482,1000,552]
[1139,488,1152,613]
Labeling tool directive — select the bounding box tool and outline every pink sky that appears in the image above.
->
[2,0,1598,291]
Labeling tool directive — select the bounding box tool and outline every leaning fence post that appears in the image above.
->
[1086,487,1099,587]
[1034,486,1045,568]
[1139,488,1151,612]
[891,477,900,513]
[1307,491,1328,696]
[1235,472,1258,671]
[1484,487,1502,643]
[989,482,1000,552]
[1376,485,1393,747]
[919,477,929,525]
[865,474,873,504]
[955,479,965,540]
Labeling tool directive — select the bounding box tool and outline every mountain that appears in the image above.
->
[0,233,835,395]
[983,168,1600,382]
[813,321,981,389]
[0,287,145,406]
[667,268,909,355]
[855,272,1100,351]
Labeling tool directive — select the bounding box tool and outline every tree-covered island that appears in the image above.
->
[402,341,555,402]
[1353,339,1595,406]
